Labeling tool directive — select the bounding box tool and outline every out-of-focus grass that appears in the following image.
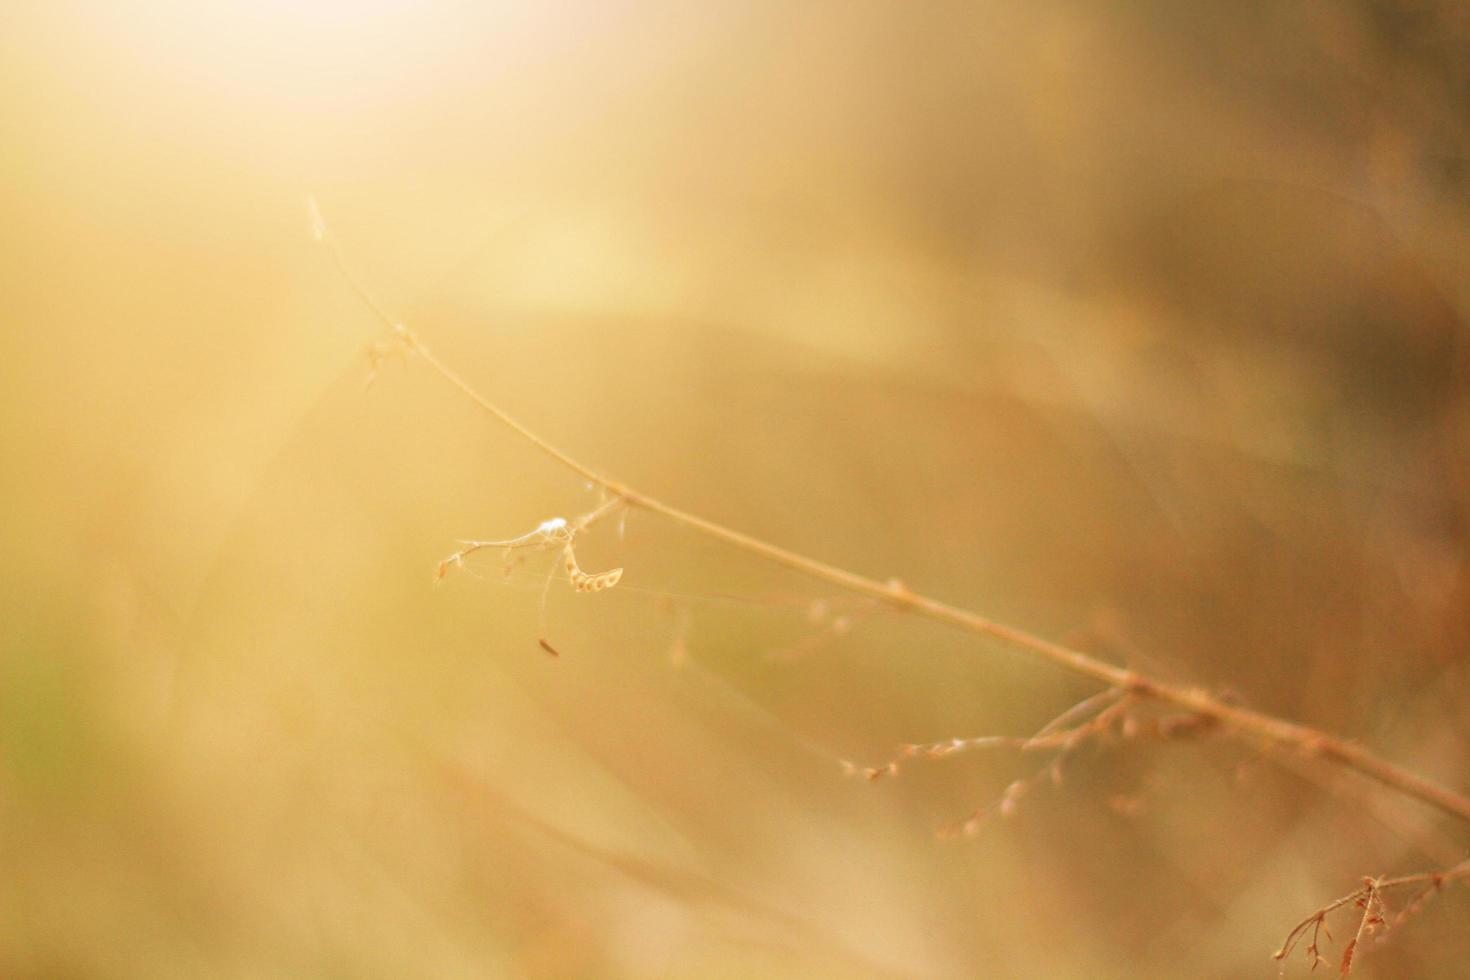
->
[2,2,1468,977]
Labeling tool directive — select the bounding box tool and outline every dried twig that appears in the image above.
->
[938,689,1137,836]
[310,201,1470,823]
[844,687,1127,783]
[1275,860,1470,975]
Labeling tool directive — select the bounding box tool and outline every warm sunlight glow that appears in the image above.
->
[5,3,1469,977]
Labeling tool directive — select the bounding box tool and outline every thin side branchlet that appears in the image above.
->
[840,686,1124,784]
[1339,876,1385,978]
[841,685,1224,835]
[1275,859,1470,976]
[940,690,1139,837]
[435,496,626,655]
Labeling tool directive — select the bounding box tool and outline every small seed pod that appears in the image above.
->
[581,568,623,592]
[563,543,623,593]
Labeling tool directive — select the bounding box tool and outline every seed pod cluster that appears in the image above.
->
[563,543,623,593]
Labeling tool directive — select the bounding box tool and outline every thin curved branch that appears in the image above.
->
[313,207,1470,827]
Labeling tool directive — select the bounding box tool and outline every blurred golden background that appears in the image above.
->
[3,2,1469,976]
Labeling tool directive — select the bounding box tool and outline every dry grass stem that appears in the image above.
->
[313,202,1470,959]
[358,296,1470,825]
[842,684,1226,833]
[937,690,1138,836]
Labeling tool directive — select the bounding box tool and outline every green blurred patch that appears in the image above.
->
[0,602,106,804]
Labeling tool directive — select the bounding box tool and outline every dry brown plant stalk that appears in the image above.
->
[1274,860,1470,976]
[841,687,1128,784]
[401,325,1470,821]
[850,687,1225,835]
[311,202,1470,964]
[938,688,1138,836]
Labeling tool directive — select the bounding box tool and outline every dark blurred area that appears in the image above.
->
[2,2,1468,976]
